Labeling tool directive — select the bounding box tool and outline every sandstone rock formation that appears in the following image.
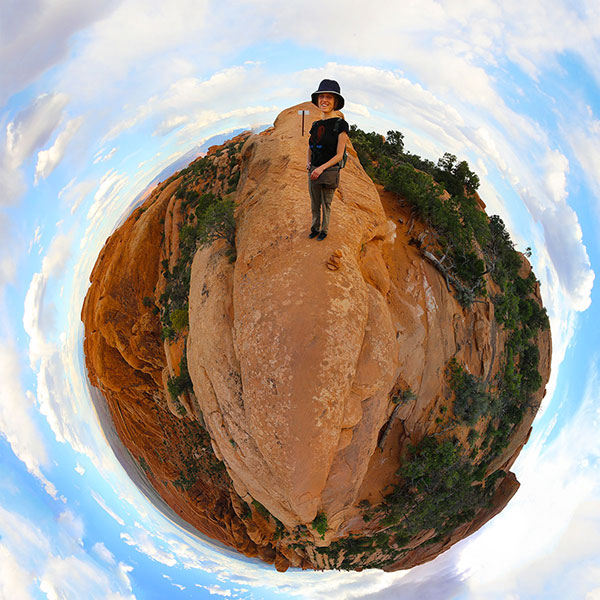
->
[82,103,551,571]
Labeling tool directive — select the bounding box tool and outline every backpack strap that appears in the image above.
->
[333,118,348,168]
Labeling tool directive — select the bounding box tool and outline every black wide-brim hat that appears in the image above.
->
[311,79,345,110]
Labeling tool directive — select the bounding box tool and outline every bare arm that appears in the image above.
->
[310,131,348,180]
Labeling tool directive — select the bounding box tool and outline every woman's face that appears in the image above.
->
[318,93,336,113]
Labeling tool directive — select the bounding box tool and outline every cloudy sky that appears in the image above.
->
[1,1,599,598]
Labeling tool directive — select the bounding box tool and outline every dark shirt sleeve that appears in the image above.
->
[338,119,350,134]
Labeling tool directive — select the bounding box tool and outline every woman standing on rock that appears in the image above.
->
[307,79,349,241]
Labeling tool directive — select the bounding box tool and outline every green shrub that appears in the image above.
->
[171,306,189,332]
[251,500,270,519]
[391,388,416,404]
[227,171,240,192]
[348,125,508,306]
[381,436,490,540]
[467,429,480,447]
[161,326,175,340]
[312,512,328,539]
[446,358,497,425]
[166,355,193,401]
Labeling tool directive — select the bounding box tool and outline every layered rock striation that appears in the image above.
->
[82,103,551,571]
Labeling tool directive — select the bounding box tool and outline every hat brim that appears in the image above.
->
[311,91,345,110]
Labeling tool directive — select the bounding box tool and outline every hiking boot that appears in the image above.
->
[317,232,328,241]
[308,229,319,239]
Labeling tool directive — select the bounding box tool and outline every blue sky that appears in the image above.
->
[1,1,599,598]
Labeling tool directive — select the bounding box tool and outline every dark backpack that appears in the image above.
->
[333,118,348,168]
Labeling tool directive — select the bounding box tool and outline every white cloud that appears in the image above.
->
[542,149,569,204]
[588,588,600,600]
[0,158,26,207]
[215,562,417,600]
[39,475,60,501]
[470,127,507,174]
[57,509,85,548]
[23,272,55,366]
[344,101,371,119]
[92,542,116,565]
[520,178,594,313]
[21,232,109,462]
[0,504,136,600]
[566,112,600,211]
[198,3,504,131]
[75,463,86,475]
[459,500,600,600]
[196,584,232,596]
[87,169,129,225]
[120,530,177,567]
[0,213,18,286]
[5,93,69,167]
[0,543,36,600]
[310,552,468,600]
[91,490,126,527]
[58,177,96,214]
[0,92,70,207]
[57,0,211,107]
[41,231,73,278]
[39,554,135,600]
[28,225,43,254]
[239,0,600,111]
[104,65,267,140]
[500,1,600,83]
[0,1,119,108]
[93,146,118,164]
[35,116,84,183]
[0,340,52,494]
[176,105,278,141]
[36,349,79,447]
[154,115,189,137]
[0,505,51,564]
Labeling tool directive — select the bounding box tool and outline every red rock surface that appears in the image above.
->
[81,175,266,554]
[82,103,551,571]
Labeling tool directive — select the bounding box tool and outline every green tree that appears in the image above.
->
[198,197,236,247]
[386,130,405,155]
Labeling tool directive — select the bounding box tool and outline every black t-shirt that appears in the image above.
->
[309,117,349,167]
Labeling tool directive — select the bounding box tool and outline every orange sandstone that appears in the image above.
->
[81,103,551,571]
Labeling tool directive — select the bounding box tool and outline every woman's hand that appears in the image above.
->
[310,166,324,181]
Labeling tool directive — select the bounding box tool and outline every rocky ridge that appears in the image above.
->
[82,102,551,571]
